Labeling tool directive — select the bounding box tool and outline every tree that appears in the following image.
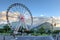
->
[0,29,4,33]
[38,27,45,34]
[3,24,11,33]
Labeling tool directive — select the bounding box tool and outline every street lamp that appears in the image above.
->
[51,16,54,34]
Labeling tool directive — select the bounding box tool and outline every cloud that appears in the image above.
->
[0,11,20,24]
[40,14,44,17]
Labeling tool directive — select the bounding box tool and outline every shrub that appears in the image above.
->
[53,30,60,34]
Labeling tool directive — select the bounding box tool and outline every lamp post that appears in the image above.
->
[51,16,54,34]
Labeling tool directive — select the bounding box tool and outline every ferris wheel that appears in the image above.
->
[6,3,33,34]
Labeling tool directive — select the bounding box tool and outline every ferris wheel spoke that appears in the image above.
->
[12,13,19,16]
[15,6,19,12]
[8,11,19,17]
[8,15,17,18]
[19,6,24,14]
[12,8,16,12]
[10,9,20,16]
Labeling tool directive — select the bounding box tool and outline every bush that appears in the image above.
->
[0,29,4,33]
[38,27,45,34]
[53,30,60,34]
[3,24,11,33]
[45,30,51,34]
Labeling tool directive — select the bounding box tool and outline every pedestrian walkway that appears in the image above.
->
[0,35,54,40]
[16,36,54,40]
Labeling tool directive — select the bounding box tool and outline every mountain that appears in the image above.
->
[31,22,52,31]
[31,16,60,30]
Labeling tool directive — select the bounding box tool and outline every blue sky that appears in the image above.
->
[0,0,60,17]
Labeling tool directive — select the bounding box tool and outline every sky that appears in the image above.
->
[0,0,60,17]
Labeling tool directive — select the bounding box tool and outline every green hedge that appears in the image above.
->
[53,30,60,34]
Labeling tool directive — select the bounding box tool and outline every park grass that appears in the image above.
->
[31,33,49,36]
[0,33,49,36]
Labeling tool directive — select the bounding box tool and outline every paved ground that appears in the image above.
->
[16,36,54,40]
[0,35,54,40]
